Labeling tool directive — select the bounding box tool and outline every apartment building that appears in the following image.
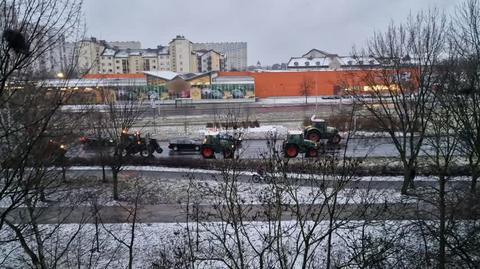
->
[196,49,226,72]
[193,42,247,71]
[69,35,236,75]
[30,36,76,76]
[168,35,197,73]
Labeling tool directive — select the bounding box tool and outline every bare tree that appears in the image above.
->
[348,9,447,194]
[299,76,315,104]
[0,0,83,94]
[179,106,376,269]
[99,87,144,200]
[446,0,480,193]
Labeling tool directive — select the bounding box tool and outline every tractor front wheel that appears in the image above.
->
[223,148,234,159]
[201,147,215,159]
[284,144,299,158]
[328,134,342,144]
[307,148,318,158]
[140,148,149,157]
[307,131,321,142]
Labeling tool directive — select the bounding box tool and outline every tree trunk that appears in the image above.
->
[62,166,66,182]
[401,165,416,195]
[102,164,106,183]
[438,175,446,269]
[471,175,478,194]
[112,169,119,200]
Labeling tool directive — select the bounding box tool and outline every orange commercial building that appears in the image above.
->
[218,70,371,98]
[81,70,377,99]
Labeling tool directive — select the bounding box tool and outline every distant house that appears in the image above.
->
[287,49,381,71]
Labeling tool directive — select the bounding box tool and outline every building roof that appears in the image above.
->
[213,76,254,84]
[83,73,146,79]
[143,71,179,80]
[287,57,331,68]
[337,56,380,66]
[169,35,193,44]
[302,49,335,58]
[287,55,381,69]
[102,48,116,56]
[143,70,214,81]
[100,47,171,58]
[40,78,147,88]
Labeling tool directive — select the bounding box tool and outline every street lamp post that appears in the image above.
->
[151,98,157,134]
[315,78,318,113]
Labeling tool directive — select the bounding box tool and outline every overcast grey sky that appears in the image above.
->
[84,0,459,65]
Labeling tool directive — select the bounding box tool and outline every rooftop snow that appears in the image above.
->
[337,56,380,66]
[102,48,116,56]
[40,78,147,88]
[143,70,178,80]
[287,57,331,68]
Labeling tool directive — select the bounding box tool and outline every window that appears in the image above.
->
[294,61,299,66]
[347,60,353,65]
[109,69,112,72]
[144,59,150,71]
[122,59,128,73]
[116,60,120,64]
[316,61,321,66]
[305,61,310,66]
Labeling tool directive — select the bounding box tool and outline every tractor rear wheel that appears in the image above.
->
[307,148,318,158]
[284,144,299,158]
[328,134,341,144]
[307,131,321,142]
[201,147,215,158]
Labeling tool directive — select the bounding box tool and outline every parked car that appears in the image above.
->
[232,89,245,99]
[168,138,202,152]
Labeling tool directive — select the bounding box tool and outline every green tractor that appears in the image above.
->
[283,130,320,158]
[304,115,341,144]
[200,132,237,159]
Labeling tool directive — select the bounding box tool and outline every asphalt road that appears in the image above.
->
[68,137,426,160]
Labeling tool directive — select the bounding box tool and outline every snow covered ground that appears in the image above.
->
[0,220,421,268]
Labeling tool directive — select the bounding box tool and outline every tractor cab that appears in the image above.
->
[304,115,342,144]
[311,116,327,132]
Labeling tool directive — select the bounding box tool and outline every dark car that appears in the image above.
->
[80,135,115,148]
[168,138,202,152]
